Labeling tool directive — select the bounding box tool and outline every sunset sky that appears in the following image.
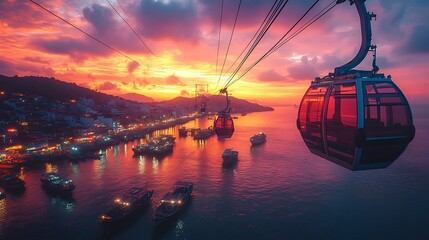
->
[1,0,428,105]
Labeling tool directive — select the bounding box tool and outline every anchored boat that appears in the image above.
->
[99,187,154,226]
[153,181,193,223]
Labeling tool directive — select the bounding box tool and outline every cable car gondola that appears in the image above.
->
[214,88,234,138]
[297,0,415,170]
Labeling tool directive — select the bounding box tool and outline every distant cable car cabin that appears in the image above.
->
[214,88,234,138]
[297,0,415,170]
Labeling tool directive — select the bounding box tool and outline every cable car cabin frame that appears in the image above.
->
[213,88,235,138]
[214,112,235,138]
[297,0,415,170]
[297,73,414,170]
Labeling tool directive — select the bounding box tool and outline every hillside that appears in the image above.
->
[162,94,274,113]
[0,75,273,113]
[118,93,154,103]
[0,75,116,102]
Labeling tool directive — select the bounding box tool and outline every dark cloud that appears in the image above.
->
[136,0,200,42]
[0,59,55,77]
[83,4,117,37]
[23,56,51,64]
[31,37,109,62]
[128,61,140,73]
[0,60,17,76]
[402,25,429,54]
[257,70,287,82]
[98,81,119,91]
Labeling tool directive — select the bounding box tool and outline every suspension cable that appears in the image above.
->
[106,0,155,56]
[225,0,339,88]
[222,0,280,85]
[216,0,242,88]
[222,0,289,90]
[214,0,224,90]
[29,0,138,64]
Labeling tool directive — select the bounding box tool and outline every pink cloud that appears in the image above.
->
[128,61,140,73]
[98,81,118,91]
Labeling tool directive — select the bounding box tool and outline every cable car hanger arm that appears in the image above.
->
[219,88,231,113]
[334,0,376,76]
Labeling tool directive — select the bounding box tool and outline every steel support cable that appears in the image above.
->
[222,0,280,81]
[226,0,338,88]
[226,0,321,88]
[216,0,242,87]
[273,0,337,55]
[234,0,338,84]
[116,0,127,13]
[222,0,288,89]
[215,0,224,80]
[222,0,285,88]
[222,0,289,90]
[29,0,138,63]
[106,0,155,56]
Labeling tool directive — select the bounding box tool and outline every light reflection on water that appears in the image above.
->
[0,106,428,239]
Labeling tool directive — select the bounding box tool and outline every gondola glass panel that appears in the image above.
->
[214,113,234,138]
[360,81,414,165]
[297,86,327,153]
[326,83,357,165]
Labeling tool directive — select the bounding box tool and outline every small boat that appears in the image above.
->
[193,128,215,140]
[99,187,154,226]
[178,127,188,137]
[0,191,5,200]
[132,142,174,156]
[250,132,267,146]
[0,174,26,190]
[40,173,75,193]
[222,148,239,161]
[158,135,176,144]
[222,148,238,168]
[153,181,193,223]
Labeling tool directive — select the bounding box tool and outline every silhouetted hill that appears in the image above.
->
[0,75,118,102]
[162,94,273,113]
[0,75,273,113]
[118,93,154,103]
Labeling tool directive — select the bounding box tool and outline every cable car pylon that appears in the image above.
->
[297,0,415,170]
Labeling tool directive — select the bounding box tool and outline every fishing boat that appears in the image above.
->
[40,173,75,193]
[99,187,154,226]
[193,128,215,140]
[0,174,26,190]
[250,132,267,146]
[153,181,193,223]
[132,136,175,156]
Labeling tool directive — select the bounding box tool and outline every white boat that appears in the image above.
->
[250,132,267,146]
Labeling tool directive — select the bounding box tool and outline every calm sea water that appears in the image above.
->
[1,106,428,240]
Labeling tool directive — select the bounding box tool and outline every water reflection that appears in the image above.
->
[138,156,145,174]
[49,195,75,213]
[45,163,59,173]
[0,199,6,235]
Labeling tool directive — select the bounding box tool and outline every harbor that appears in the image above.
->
[0,107,428,239]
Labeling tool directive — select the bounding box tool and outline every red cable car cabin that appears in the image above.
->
[214,112,234,138]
